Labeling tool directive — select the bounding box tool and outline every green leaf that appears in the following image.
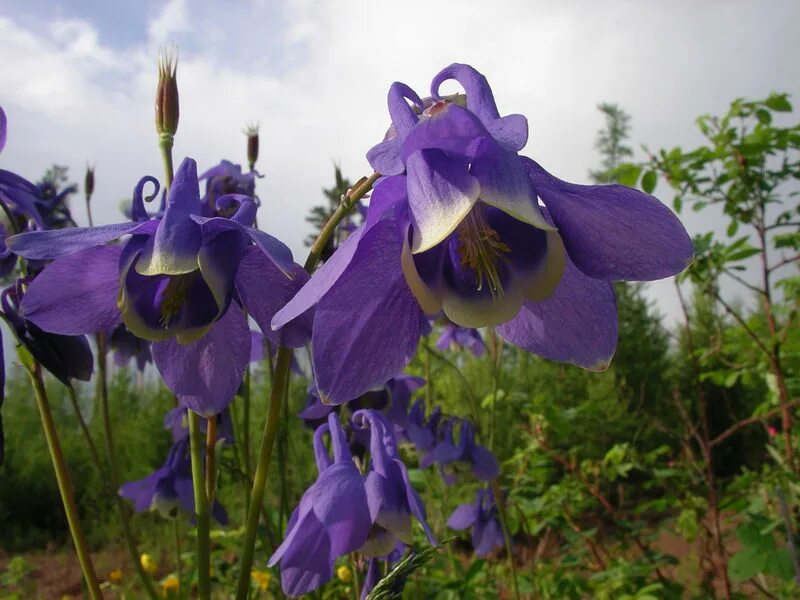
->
[366,542,447,600]
[726,221,739,237]
[755,108,773,124]
[764,548,795,581]
[766,93,792,112]
[673,196,683,213]
[728,546,768,582]
[641,170,657,194]
[617,164,642,187]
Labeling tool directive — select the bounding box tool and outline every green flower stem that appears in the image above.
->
[188,410,211,600]
[24,358,103,600]
[96,334,160,600]
[160,132,175,190]
[243,363,252,513]
[205,416,217,502]
[490,479,519,600]
[235,347,292,600]
[235,172,379,600]
[66,384,104,477]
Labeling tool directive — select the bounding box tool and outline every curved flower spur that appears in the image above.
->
[273,63,693,404]
[8,157,312,415]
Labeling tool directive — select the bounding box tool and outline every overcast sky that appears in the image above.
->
[0,0,798,325]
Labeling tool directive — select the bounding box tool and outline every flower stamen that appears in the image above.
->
[159,274,193,327]
[456,208,510,298]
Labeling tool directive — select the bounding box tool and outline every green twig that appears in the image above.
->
[24,358,102,599]
[188,410,211,600]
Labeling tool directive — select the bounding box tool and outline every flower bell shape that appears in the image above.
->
[119,437,228,524]
[435,322,486,357]
[352,409,435,557]
[447,488,505,557]
[8,157,312,415]
[273,64,693,404]
[199,160,258,205]
[402,400,441,453]
[109,323,152,372]
[268,413,372,598]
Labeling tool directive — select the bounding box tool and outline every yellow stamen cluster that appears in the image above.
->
[159,274,193,327]
[456,209,510,298]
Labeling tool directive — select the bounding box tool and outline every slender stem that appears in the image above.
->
[424,343,432,407]
[174,518,184,600]
[236,348,292,600]
[66,384,104,476]
[159,133,175,190]
[235,173,379,600]
[490,479,519,600]
[25,360,102,599]
[424,343,481,425]
[205,417,217,502]
[85,198,94,228]
[96,334,160,600]
[243,363,252,514]
[188,410,211,600]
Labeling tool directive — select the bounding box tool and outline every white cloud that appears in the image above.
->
[147,0,189,44]
[0,0,798,327]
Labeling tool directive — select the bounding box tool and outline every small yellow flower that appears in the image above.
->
[336,564,352,583]
[251,569,272,591]
[161,574,179,595]
[108,568,123,584]
[140,553,158,575]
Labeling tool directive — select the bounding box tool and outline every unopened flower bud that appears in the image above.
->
[84,165,95,202]
[156,49,179,138]
[244,123,259,171]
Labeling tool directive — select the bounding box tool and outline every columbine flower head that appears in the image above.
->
[268,413,372,597]
[119,436,229,524]
[435,322,486,357]
[9,157,311,415]
[420,416,499,484]
[109,323,152,372]
[447,487,505,557]
[273,64,692,404]
[199,160,259,205]
[269,411,432,597]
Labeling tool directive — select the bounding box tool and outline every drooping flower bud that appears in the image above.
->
[84,164,95,202]
[244,123,259,171]
[156,49,179,138]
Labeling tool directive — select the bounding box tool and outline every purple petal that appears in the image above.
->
[275,511,333,597]
[470,444,500,481]
[407,149,479,253]
[272,226,364,330]
[7,221,145,260]
[367,139,404,177]
[430,63,500,125]
[152,303,251,415]
[136,158,202,275]
[236,246,311,348]
[401,103,489,162]
[524,158,693,280]
[309,462,371,556]
[447,502,480,530]
[0,106,6,154]
[470,139,551,230]
[387,82,423,137]
[474,517,504,557]
[312,219,424,404]
[497,256,618,371]
[22,245,122,335]
[486,114,528,152]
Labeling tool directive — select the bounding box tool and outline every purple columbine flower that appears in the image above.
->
[199,160,259,205]
[402,399,441,453]
[273,63,693,404]
[119,436,228,524]
[435,322,486,357]
[420,417,498,484]
[109,323,152,372]
[352,409,435,558]
[268,413,372,597]
[447,487,505,557]
[8,157,311,415]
